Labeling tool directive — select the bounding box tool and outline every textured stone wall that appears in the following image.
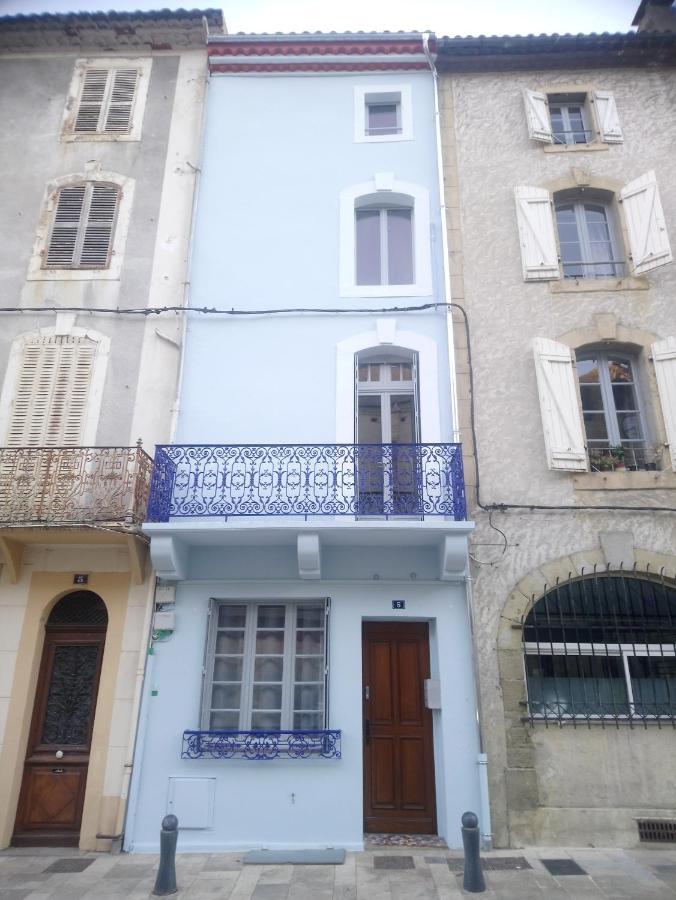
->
[440,66,676,847]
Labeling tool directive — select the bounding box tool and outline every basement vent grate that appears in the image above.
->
[638,819,676,843]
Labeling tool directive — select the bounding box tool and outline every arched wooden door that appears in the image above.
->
[12,591,108,847]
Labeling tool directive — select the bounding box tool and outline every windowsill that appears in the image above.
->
[550,275,648,294]
[356,133,413,144]
[61,132,141,143]
[26,269,121,282]
[543,141,609,154]
[573,468,675,491]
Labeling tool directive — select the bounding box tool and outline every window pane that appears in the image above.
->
[210,710,239,730]
[579,384,604,411]
[617,412,644,441]
[583,412,609,441]
[252,684,282,710]
[257,605,285,628]
[218,605,246,627]
[211,683,242,709]
[294,712,323,730]
[216,631,245,654]
[629,656,676,715]
[555,205,583,276]
[612,384,638,411]
[256,630,285,654]
[390,395,415,444]
[577,358,600,383]
[608,359,633,383]
[356,209,381,285]
[254,656,284,681]
[367,103,398,134]
[296,630,324,654]
[295,656,323,681]
[386,208,413,284]
[294,684,323,710]
[568,106,587,143]
[251,712,281,730]
[550,106,565,143]
[213,657,243,681]
[297,606,324,628]
[526,654,628,716]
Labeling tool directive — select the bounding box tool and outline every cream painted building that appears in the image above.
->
[437,21,676,848]
[0,9,222,850]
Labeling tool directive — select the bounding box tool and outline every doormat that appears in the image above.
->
[540,858,587,876]
[365,833,448,848]
[243,849,345,865]
[43,858,95,874]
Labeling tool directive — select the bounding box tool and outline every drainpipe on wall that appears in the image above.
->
[421,32,460,444]
[422,32,492,849]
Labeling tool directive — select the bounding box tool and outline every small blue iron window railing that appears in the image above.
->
[182,729,342,760]
[147,443,466,521]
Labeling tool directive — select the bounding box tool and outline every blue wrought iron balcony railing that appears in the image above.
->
[147,443,466,522]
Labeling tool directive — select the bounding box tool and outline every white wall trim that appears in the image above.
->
[0,324,111,445]
[335,322,441,443]
[26,166,135,282]
[353,82,413,144]
[339,177,433,298]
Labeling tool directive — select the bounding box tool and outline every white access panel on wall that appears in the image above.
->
[167,777,216,829]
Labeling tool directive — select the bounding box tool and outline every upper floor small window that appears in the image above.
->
[354,84,413,143]
[62,58,151,142]
[356,203,413,286]
[44,182,120,270]
[523,88,623,147]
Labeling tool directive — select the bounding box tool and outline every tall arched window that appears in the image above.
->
[524,574,676,723]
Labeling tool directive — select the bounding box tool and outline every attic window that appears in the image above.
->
[62,59,151,142]
[44,182,120,270]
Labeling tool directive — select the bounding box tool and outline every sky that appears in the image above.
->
[0,0,641,36]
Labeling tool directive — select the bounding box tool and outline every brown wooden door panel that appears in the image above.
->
[12,623,105,847]
[363,621,436,834]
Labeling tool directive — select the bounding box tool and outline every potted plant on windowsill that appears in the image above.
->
[610,445,626,471]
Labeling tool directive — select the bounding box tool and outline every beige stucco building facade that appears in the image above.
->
[0,10,222,850]
[437,26,676,848]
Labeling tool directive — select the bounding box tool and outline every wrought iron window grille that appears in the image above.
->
[147,443,466,522]
[522,572,676,728]
[182,729,342,760]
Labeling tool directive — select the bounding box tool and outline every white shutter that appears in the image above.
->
[652,337,676,472]
[104,69,138,133]
[6,337,95,447]
[74,68,108,132]
[73,67,139,134]
[593,90,623,144]
[514,186,560,281]
[620,171,673,275]
[533,338,588,472]
[523,89,552,143]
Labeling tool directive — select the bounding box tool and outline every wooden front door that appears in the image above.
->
[362,621,437,833]
[12,625,106,847]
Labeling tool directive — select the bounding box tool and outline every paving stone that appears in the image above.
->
[251,884,290,899]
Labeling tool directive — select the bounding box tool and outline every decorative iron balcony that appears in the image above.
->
[0,445,153,526]
[182,729,342,760]
[147,443,466,522]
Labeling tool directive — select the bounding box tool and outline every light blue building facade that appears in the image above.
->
[125,32,486,852]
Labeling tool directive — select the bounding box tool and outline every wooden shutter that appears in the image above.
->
[652,337,676,471]
[514,186,560,281]
[74,67,139,134]
[593,90,623,144]
[620,171,673,275]
[6,337,96,447]
[533,338,588,472]
[523,90,552,143]
[45,182,119,269]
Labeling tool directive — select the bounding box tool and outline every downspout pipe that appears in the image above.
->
[422,32,492,849]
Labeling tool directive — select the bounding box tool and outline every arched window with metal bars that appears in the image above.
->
[523,573,676,724]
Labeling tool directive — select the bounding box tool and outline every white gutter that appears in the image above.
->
[421,31,460,444]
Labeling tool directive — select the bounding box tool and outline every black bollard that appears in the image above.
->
[461,811,486,893]
[153,814,178,896]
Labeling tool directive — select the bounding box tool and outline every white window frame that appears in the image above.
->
[354,83,413,143]
[201,600,329,732]
[0,322,110,446]
[355,203,414,287]
[548,94,593,145]
[340,178,432,298]
[61,57,152,142]
[554,195,624,279]
[27,168,134,282]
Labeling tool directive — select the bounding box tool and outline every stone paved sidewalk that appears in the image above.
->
[1,846,676,899]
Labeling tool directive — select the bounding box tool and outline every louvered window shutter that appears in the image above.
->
[523,90,552,143]
[652,337,676,471]
[620,172,673,275]
[74,67,139,134]
[533,338,588,472]
[6,337,95,447]
[514,186,560,281]
[45,182,119,269]
[592,91,623,144]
